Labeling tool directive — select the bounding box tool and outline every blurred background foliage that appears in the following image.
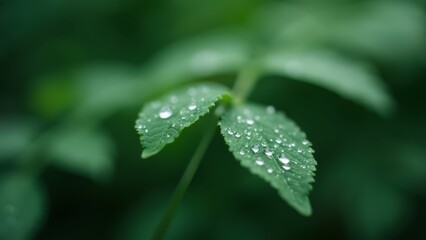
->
[1,0,426,239]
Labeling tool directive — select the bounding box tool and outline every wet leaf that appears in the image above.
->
[136,82,230,158]
[219,103,316,215]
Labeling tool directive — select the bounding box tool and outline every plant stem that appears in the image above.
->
[232,65,260,104]
[151,118,217,240]
[152,65,261,239]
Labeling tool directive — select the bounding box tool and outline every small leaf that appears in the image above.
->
[136,82,230,158]
[0,173,46,240]
[262,49,395,116]
[47,128,115,181]
[219,103,316,216]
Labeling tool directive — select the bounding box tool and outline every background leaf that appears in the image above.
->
[0,173,46,240]
[219,103,316,215]
[47,128,115,181]
[71,64,148,121]
[332,0,426,61]
[256,1,425,61]
[136,82,230,158]
[262,49,395,116]
[145,32,250,84]
[0,119,38,161]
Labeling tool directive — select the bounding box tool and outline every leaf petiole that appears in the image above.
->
[151,116,217,240]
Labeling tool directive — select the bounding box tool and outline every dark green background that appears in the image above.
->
[1,0,426,239]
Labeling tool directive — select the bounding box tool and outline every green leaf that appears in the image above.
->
[256,1,425,61]
[145,32,250,83]
[0,173,46,240]
[47,128,115,181]
[0,119,38,161]
[332,1,426,61]
[136,82,230,158]
[262,49,395,116]
[219,103,316,215]
[72,64,147,120]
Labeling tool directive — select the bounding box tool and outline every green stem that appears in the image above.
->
[152,65,261,239]
[151,118,217,240]
[232,65,260,104]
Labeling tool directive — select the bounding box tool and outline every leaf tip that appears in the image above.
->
[141,150,154,159]
[293,199,313,217]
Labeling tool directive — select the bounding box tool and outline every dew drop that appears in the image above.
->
[278,153,290,164]
[227,129,235,135]
[276,139,282,144]
[235,133,241,138]
[255,159,265,166]
[274,129,279,133]
[188,103,197,110]
[159,106,173,119]
[267,168,273,173]
[246,119,254,125]
[252,145,260,153]
[282,165,291,171]
[302,140,309,145]
[239,150,245,156]
[265,149,273,157]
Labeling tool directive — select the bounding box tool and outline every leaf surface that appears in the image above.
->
[219,103,316,215]
[136,83,230,158]
[262,49,395,116]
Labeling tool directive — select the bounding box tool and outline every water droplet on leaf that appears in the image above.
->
[278,153,290,164]
[246,119,254,125]
[265,149,273,157]
[159,106,173,119]
[188,103,197,110]
[252,145,260,153]
[256,159,265,166]
[282,165,291,171]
